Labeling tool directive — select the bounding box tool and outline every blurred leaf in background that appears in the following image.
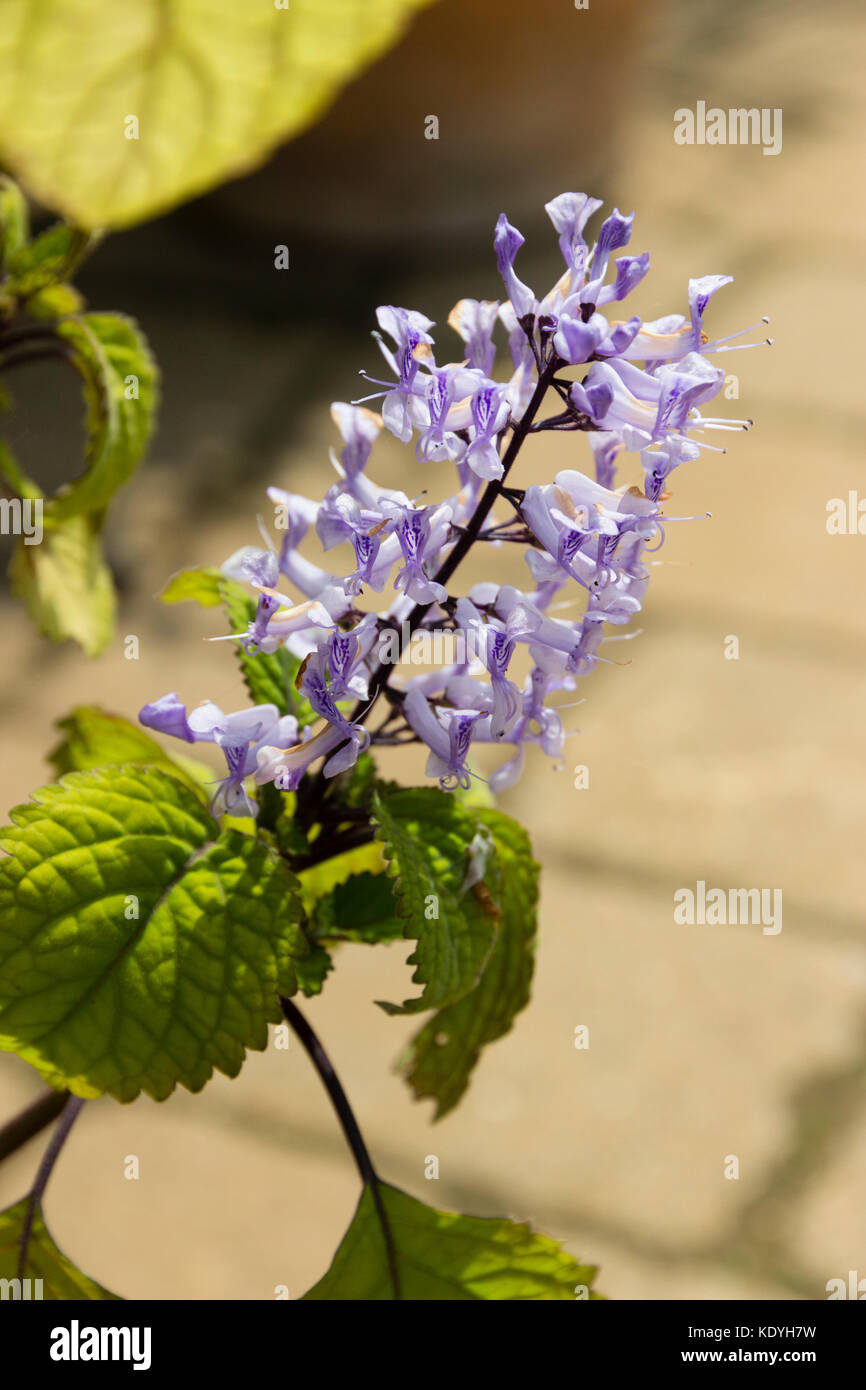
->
[0,0,436,229]
[0,187,157,654]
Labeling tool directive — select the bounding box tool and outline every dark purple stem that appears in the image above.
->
[279,997,401,1298]
[297,347,560,820]
[0,1089,69,1164]
[17,1095,85,1278]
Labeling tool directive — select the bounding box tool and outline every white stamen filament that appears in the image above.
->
[704,317,770,349]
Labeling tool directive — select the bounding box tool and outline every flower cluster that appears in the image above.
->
[141,193,764,813]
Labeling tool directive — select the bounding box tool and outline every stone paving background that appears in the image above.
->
[0,0,864,1299]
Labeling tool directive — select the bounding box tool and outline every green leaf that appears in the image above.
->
[9,513,115,656]
[310,870,403,944]
[160,566,225,608]
[294,940,334,998]
[298,840,385,908]
[24,282,84,320]
[0,0,436,230]
[5,223,98,299]
[219,577,315,725]
[372,788,499,1015]
[398,808,539,1119]
[0,766,306,1101]
[52,312,158,518]
[0,176,30,264]
[302,1182,601,1301]
[48,705,211,803]
[295,863,402,996]
[259,787,308,861]
[0,1198,120,1300]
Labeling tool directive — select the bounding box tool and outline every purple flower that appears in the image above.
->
[220,546,279,590]
[245,591,281,652]
[653,355,725,437]
[641,436,701,502]
[455,596,522,738]
[329,401,382,483]
[306,621,376,704]
[359,306,435,442]
[581,208,635,306]
[404,688,485,790]
[442,665,570,791]
[213,552,342,655]
[448,298,500,375]
[416,366,479,464]
[141,697,300,815]
[465,383,510,481]
[521,471,657,591]
[255,637,374,792]
[316,492,402,596]
[588,431,624,488]
[688,274,734,349]
[490,586,583,674]
[597,252,650,306]
[552,312,606,365]
[570,354,726,448]
[544,192,603,284]
[297,649,368,737]
[494,215,536,320]
[255,723,363,792]
[615,274,734,361]
[385,501,452,604]
[140,692,195,743]
[553,310,643,365]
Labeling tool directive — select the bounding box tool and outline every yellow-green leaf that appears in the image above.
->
[0,1198,120,1300]
[48,704,212,803]
[159,566,225,608]
[8,513,116,656]
[302,1182,602,1301]
[53,312,158,519]
[0,767,307,1102]
[0,0,435,230]
[4,224,98,299]
[0,174,29,263]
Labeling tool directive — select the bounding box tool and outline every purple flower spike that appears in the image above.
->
[142,190,758,803]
